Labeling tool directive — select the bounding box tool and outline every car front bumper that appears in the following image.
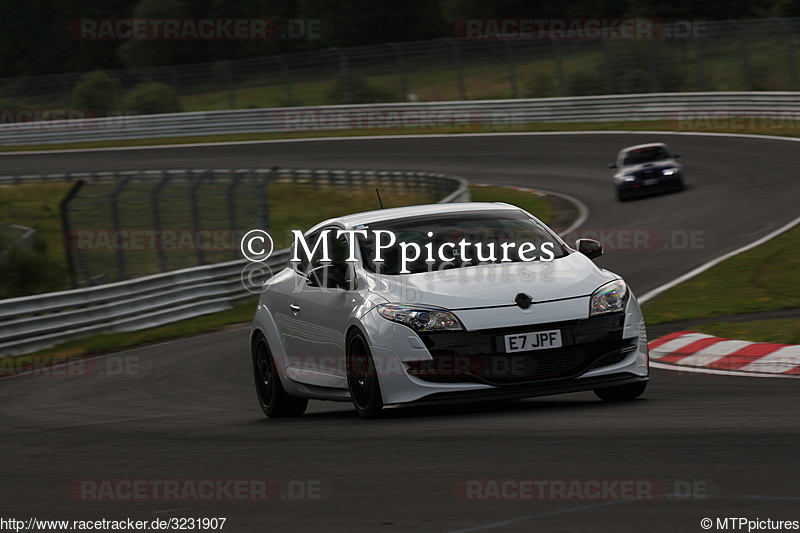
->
[364,299,649,406]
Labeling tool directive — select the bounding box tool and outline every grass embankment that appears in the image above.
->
[643,224,800,344]
[5,185,553,364]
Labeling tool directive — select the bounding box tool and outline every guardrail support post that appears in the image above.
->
[59,179,85,289]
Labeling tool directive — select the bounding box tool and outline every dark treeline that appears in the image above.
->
[2,0,800,77]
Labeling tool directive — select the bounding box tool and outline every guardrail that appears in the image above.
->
[3,92,800,146]
[0,169,469,357]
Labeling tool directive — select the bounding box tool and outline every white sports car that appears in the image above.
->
[250,202,649,418]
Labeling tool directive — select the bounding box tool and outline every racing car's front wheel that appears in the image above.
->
[347,331,384,419]
[252,333,308,418]
[594,381,647,402]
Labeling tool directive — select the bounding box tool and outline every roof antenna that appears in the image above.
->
[375,188,384,210]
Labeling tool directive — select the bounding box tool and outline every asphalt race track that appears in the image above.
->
[1,133,799,532]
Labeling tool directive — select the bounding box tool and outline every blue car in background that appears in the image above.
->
[609,143,685,201]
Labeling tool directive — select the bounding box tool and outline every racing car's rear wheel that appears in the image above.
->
[252,333,307,418]
[347,331,384,419]
[594,381,647,402]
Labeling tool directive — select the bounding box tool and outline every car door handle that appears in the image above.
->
[289,304,301,315]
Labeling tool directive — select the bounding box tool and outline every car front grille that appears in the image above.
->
[408,314,636,385]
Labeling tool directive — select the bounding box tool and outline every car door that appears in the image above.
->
[284,227,353,388]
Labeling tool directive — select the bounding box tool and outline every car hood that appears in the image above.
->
[619,160,680,175]
[365,252,618,310]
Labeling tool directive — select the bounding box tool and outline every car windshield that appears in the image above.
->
[355,209,568,275]
[623,146,670,166]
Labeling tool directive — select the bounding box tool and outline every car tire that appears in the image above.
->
[252,332,308,418]
[594,381,647,402]
[347,331,384,419]
[616,189,629,202]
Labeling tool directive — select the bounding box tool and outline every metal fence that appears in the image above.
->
[58,167,468,288]
[3,18,800,116]
[0,169,468,357]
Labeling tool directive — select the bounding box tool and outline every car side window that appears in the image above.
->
[293,229,322,275]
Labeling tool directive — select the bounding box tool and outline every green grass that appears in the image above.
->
[643,224,800,325]
[689,318,800,345]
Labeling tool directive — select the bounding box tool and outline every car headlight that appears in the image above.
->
[590,280,628,316]
[662,168,677,175]
[377,304,463,331]
[622,175,636,182]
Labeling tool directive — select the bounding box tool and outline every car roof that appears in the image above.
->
[307,202,524,232]
[620,142,669,153]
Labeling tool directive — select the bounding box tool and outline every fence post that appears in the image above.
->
[257,168,277,230]
[602,39,613,94]
[227,170,247,260]
[442,38,467,100]
[190,172,210,265]
[57,74,70,109]
[275,55,294,106]
[389,42,409,101]
[732,21,753,90]
[693,35,706,91]
[224,61,237,109]
[151,173,171,272]
[110,175,133,281]
[331,48,351,104]
[163,66,181,111]
[552,40,566,96]
[647,39,660,92]
[776,18,799,90]
[59,179,85,289]
[504,40,519,99]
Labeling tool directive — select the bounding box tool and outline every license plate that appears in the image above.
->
[504,330,562,353]
[643,178,658,186]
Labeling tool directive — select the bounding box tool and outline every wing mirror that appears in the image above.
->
[306,265,346,289]
[608,163,618,169]
[576,239,603,260]
[673,153,682,159]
